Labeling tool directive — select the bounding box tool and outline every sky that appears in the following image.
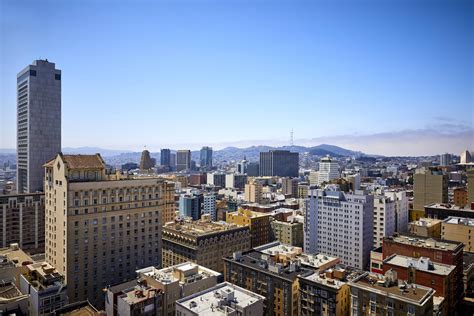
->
[0,0,472,156]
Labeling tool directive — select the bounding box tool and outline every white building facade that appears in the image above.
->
[304,189,374,269]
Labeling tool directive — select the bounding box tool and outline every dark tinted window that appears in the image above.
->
[55,74,61,80]
[29,70,36,76]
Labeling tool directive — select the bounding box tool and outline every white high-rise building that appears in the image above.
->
[304,189,374,269]
[17,60,61,193]
[384,190,409,233]
[203,194,217,221]
[373,196,395,248]
[315,156,339,186]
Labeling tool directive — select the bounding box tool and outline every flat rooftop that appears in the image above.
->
[426,203,473,212]
[351,273,434,304]
[302,265,364,290]
[163,219,243,237]
[176,282,264,315]
[385,255,455,276]
[409,218,442,227]
[254,242,302,257]
[443,217,474,226]
[386,234,461,252]
[0,246,33,267]
[137,262,221,285]
[119,285,161,305]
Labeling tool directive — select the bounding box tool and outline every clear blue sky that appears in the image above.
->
[1,0,472,155]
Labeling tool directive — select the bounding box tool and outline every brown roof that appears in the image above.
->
[62,154,105,169]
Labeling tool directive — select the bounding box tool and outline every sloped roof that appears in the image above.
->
[43,153,105,169]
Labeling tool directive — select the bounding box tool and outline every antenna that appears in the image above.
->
[290,129,294,147]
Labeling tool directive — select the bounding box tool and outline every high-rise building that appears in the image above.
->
[281,177,299,198]
[237,157,248,174]
[162,219,251,273]
[271,220,304,247]
[460,149,473,164]
[44,153,174,307]
[17,60,61,193]
[176,150,191,172]
[468,169,474,205]
[203,193,217,221]
[0,193,45,253]
[315,156,340,186]
[225,173,247,189]
[304,189,374,269]
[206,172,226,188]
[179,193,201,220]
[441,217,474,253]
[413,168,448,214]
[139,149,155,171]
[384,190,409,233]
[259,150,299,177]
[244,178,263,204]
[439,153,452,166]
[246,162,260,176]
[373,195,395,248]
[160,148,171,168]
[170,153,176,171]
[199,146,212,170]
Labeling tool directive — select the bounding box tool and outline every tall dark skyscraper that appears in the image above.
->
[200,146,213,170]
[176,150,191,172]
[17,60,61,193]
[259,150,299,177]
[160,148,171,167]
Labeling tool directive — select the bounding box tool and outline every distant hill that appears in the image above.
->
[0,144,364,166]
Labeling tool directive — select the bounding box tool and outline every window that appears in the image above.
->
[55,74,61,80]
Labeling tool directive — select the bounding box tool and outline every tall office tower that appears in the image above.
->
[439,153,452,166]
[468,169,474,205]
[237,157,248,174]
[0,193,45,253]
[244,179,263,204]
[304,189,374,269]
[179,193,201,220]
[44,153,174,307]
[384,190,409,233]
[413,168,448,212]
[199,146,213,170]
[139,149,155,171]
[170,153,177,171]
[259,150,299,177]
[461,150,473,164]
[203,193,217,221]
[176,150,191,172]
[17,60,61,193]
[160,148,171,167]
[206,172,226,188]
[372,195,395,248]
[316,155,339,185]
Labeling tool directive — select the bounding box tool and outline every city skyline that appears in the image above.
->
[1,0,472,156]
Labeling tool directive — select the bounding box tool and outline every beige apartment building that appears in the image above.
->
[271,220,304,247]
[413,168,448,212]
[442,217,474,253]
[162,218,251,273]
[244,178,263,204]
[44,153,175,307]
[408,218,442,238]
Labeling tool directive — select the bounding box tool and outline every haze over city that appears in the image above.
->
[1,0,472,156]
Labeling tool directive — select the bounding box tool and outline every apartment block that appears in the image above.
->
[384,190,409,233]
[454,187,468,207]
[162,218,251,273]
[244,179,263,204]
[175,282,265,316]
[226,209,272,248]
[373,195,396,248]
[203,193,217,221]
[281,177,299,198]
[299,265,364,316]
[304,189,374,269]
[19,262,68,315]
[44,153,174,307]
[315,156,340,186]
[134,262,221,316]
[271,220,304,247]
[441,217,474,253]
[0,193,45,253]
[408,218,442,238]
[382,254,456,313]
[413,168,448,212]
[349,271,434,316]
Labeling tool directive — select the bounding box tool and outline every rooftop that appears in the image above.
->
[302,265,364,290]
[409,218,442,227]
[350,272,434,304]
[384,255,455,276]
[443,216,474,226]
[385,234,462,252]
[44,153,105,169]
[176,282,264,315]
[425,203,473,212]
[23,262,65,291]
[136,262,221,285]
[0,244,34,268]
[163,219,244,237]
[119,285,162,305]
